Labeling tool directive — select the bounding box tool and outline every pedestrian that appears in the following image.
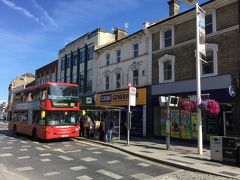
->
[99,119,105,141]
[89,119,95,138]
[84,115,91,138]
[79,116,84,137]
[105,119,115,142]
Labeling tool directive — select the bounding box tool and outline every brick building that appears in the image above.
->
[147,0,240,139]
[35,59,58,85]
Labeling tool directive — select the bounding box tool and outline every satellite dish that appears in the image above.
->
[183,0,198,5]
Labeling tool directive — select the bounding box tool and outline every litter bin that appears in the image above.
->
[222,137,240,164]
[210,136,223,161]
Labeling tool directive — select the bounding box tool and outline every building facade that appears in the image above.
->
[95,28,152,136]
[35,59,58,85]
[148,0,240,139]
[57,28,115,105]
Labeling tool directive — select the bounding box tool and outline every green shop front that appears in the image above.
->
[152,75,235,141]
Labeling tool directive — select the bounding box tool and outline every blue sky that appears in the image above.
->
[0,0,208,101]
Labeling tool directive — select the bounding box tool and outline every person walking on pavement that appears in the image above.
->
[79,116,85,137]
[84,115,91,138]
[105,119,115,142]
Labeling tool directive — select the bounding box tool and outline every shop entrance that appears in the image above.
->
[223,111,233,136]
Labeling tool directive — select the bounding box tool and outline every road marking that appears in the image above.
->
[87,147,98,150]
[42,145,51,148]
[40,158,51,162]
[124,156,137,160]
[81,157,97,162]
[97,169,123,179]
[131,173,153,179]
[40,153,52,157]
[107,160,120,164]
[2,147,13,150]
[17,156,30,159]
[70,166,87,171]
[76,175,93,180]
[53,148,65,153]
[33,142,39,144]
[20,141,28,144]
[0,153,13,157]
[35,147,45,151]
[66,149,82,153]
[20,148,28,151]
[137,162,151,167]
[58,155,73,161]
[7,142,13,144]
[21,145,31,148]
[9,139,17,142]
[16,166,34,172]
[92,151,102,154]
[64,144,72,147]
[44,171,61,176]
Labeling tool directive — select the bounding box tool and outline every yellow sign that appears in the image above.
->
[96,88,146,106]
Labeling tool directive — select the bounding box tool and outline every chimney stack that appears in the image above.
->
[113,28,128,41]
[168,0,180,16]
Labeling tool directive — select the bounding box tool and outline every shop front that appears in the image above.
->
[152,74,235,141]
[96,88,147,137]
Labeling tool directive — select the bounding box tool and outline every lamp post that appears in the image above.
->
[183,0,205,155]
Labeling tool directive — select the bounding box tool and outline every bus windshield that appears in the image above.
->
[46,111,78,126]
[48,84,78,100]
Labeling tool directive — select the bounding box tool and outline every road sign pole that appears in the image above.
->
[166,96,171,150]
[127,83,131,145]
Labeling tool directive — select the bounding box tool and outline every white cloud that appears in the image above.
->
[31,0,57,28]
[0,0,45,26]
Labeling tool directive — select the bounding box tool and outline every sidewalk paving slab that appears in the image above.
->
[76,137,240,179]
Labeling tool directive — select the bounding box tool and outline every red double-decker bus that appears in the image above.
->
[8,82,80,139]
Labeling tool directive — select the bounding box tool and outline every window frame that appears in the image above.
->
[116,50,121,63]
[200,44,218,77]
[133,69,139,86]
[115,73,121,89]
[105,75,110,90]
[160,26,175,49]
[158,54,175,83]
[133,42,139,58]
[106,53,110,66]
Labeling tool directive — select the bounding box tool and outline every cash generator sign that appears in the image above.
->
[96,88,146,106]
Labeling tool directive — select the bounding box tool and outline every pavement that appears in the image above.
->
[76,136,240,179]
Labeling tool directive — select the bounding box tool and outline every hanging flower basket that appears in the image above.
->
[199,99,220,116]
[179,100,197,112]
[207,99,220,116]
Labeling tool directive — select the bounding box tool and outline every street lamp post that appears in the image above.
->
[184,0,205,155]
[195,2,203,155]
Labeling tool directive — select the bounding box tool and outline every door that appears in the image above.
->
[223,111,233,136]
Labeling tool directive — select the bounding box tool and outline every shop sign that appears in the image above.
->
[229,85,236,97]
[96,88,146,106]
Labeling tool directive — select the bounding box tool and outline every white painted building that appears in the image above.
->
[95,26,153,137]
